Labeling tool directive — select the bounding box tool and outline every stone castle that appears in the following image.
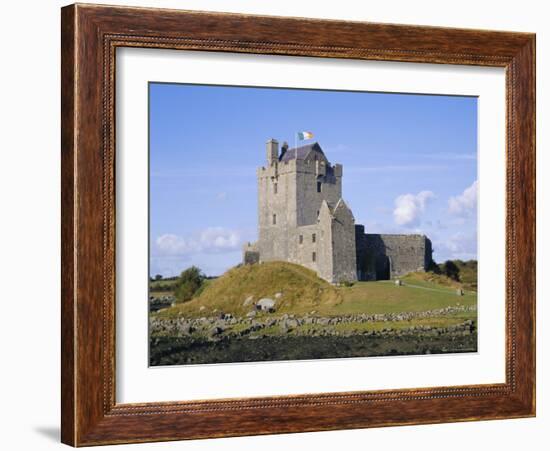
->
[243,139,433,283]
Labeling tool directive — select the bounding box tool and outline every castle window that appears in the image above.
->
[317,182,322,193]
[274,183,278,194]
[312,233,316,243]
[312,252,316,262]
[299,235,303,244]
[272,214,277,225]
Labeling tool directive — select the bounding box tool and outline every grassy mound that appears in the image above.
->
[157,262,342,318]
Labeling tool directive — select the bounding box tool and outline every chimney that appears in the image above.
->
[281,141,289,154]
[266,139,279,165]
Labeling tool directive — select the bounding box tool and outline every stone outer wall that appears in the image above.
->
[380,234,432,278]
[355,225,433,280]
[256,158,298,262]
[295,158,342,226]
[288,224,325,276]
[329,201,358,283]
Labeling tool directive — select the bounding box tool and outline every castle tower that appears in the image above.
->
[253,140,356,283]
[244,138,433,283]
[257,139,294,261]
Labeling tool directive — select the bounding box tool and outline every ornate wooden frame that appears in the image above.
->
[61,3,536,446]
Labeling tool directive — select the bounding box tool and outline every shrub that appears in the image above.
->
[426,258,441,274]
[174,266,206,302]
[441,260,460,281]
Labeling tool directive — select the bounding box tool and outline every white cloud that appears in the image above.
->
[199,227,241,252]
[393,190,435,227]
[155,227,243,257]
[216,192,227,201]
[434,231,478,261]
[448,180,478,216]
[156,234,199,255]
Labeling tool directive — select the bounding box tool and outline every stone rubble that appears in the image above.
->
[150,305,477,342]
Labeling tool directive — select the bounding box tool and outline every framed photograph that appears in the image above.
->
[61,3,535,446]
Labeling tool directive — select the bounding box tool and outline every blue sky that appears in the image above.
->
[149,83,478,277]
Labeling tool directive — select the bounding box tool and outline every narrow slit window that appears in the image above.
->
[274,183,278,194]
[317,182,322,193]
[272,214,277,225]
[312,252,316,262]
[299,235,303,244]
[312,233,316,243]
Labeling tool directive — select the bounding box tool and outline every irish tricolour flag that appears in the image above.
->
[297,131,314,140]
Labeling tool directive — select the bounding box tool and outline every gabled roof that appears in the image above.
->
[279,142,326,163]
[317,198,355,225]
[333,198,355,222]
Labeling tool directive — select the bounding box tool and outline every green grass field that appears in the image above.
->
[152,262,477,319]
[149,278,178,291]
[328,280,476,315]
